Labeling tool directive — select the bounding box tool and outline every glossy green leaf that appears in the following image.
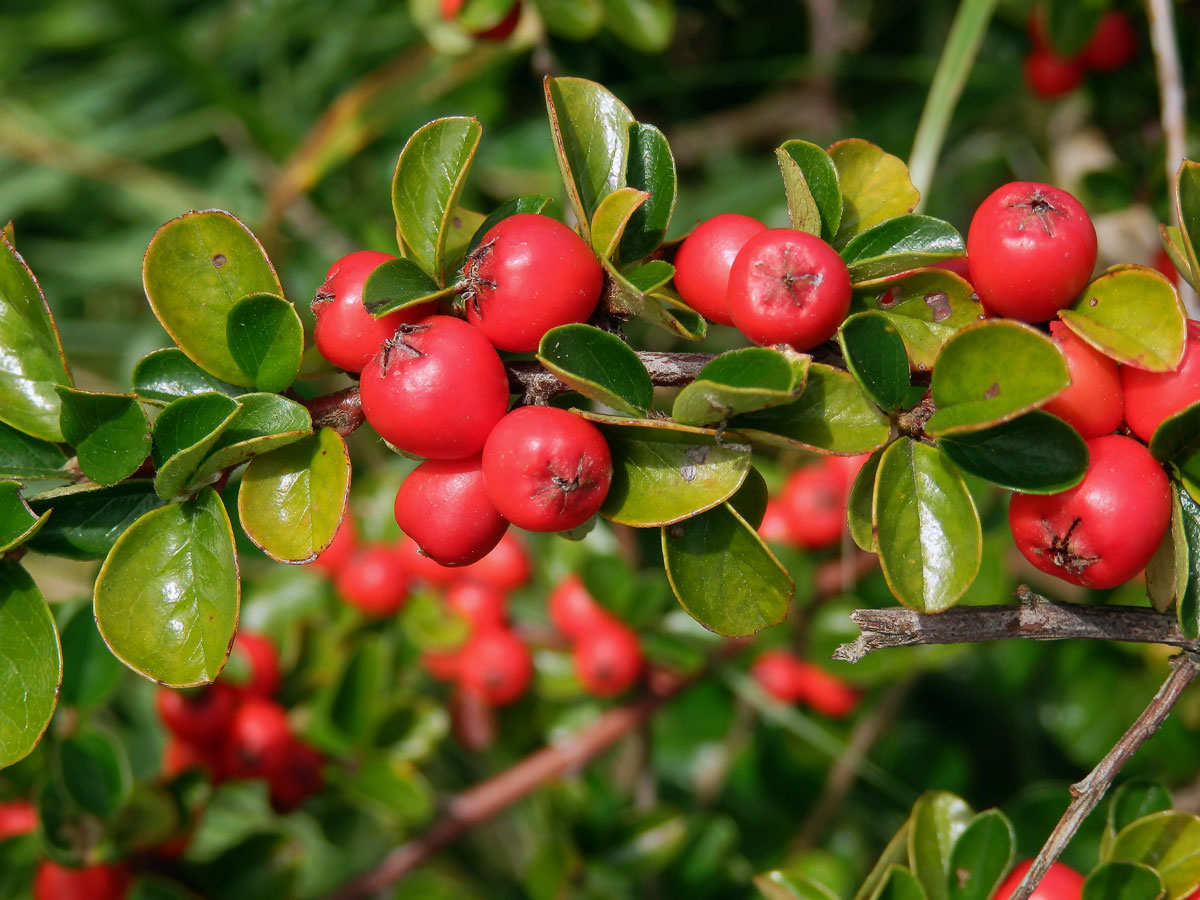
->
[545,76,636,239]
[777,140,841,240]
[662,501,793,637]
[856,823,914,900]
[131,348,241,406]
[1045,0,1106,55]
[0,481,48,553]
[847,446,885,551]
[841,215,964,282]
[361,256,451,318]
[875,440,981,612]
[730,465,769,530]
[1176,486,1200,640]
[464,195,554,258]
[853,268,986,370]
[1175,158,1200,286]
[947,810,1015,900]
[26,480,165,561]
[392,116,482,286]
[756,870,843,900]
[531,0,603,38]
[55,730,130,818]
[926,321,1069,436]
[1146,492,1189,614]
[839,311,911,411]
[908,791,974,900]
[189,393,312,484]
[0,232,71,441]
[935,411,1088,494]
[143,210,283,387]
[673,347,810,427]
[605,257,707,340]
[619,124,677,262]
[1108,811,1200,900]
[325,640,388,746]
[151,393,241,498]
[591,187,649,260]
[1150,401,1200,483]
[1060,266,1186,372]
[238,428,351,563]
[0,420,66,479]
[1083,862,1165,900]
[94,487,239,687]
[729,363,893,454]
[58,605,124,711]
[1159,225,1198,292]
[588,415,751,526]
[829,139,920,248]
[875,867,928,900]
[600,0,675,52]
[0,561,61,768]
[537,324,653,415]
[1108,780,1174,846]
[56,387,150,486]
[225,293,303,394]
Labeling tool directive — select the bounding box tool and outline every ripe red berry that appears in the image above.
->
[1080,11,1137,72]
[395,536,460,587]
[778,460,849,550]
[1041,321,1123,438]
[482,406,613,532]
[446,581,508,631]
[673,213,768,326]
[394,455,509,567]
[0,800,36,841]
[757,499,793,543]
[1152,247,1178,282]
[548,574,617,640]
[751,650,806,703]
[226,630,281,699]
[463,214,603,352]
[796,663,859,717]
[336,545,410,616]
[162,736,222,780]
[267,738,324,812]
[574,621,642,697]
[458,628,533,706]
[453,531,532,590]
[360,316,510,460]
[1008,435,1171,589]
[930,256,973,281]
[222,697,293,780]
[727,228,852,350]
[33,862,130,900]
[966,182,1097,322]
[309,513,357,577]
[1023,47,1085,99]
[992,860,1084,900]
[156,681,237,747]
[423,647,465,682]
[312,250,434,374]
[1121,320,1200,442]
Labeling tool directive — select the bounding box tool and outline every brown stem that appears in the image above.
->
[300,385,365,437]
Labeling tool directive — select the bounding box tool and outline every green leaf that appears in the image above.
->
[777,140,841,240]
[58,605,124,711]
[1175,162,1200,288]
[531,0,603,39]
[755,870,843,900]
[26,480,165,561]
[544,76,636,240]
[0,420,66,479]
[857,823,914,900]
[1176,486,1200,640]
[143,210,283,387]
[225,293,303,394]
[324,640,388,746]
[1108,780,1174,847]
[131,348,241,406]
[908,791,974,900]
[662,501,793,637]
[829,139,920,248]
[55,730,131,818]
[935,411,1088,494]
[464,195,554,259]
[585,414,751,526]
[392,116,482,286]
[947,810,1015,900]
[0,232,71,442]
[362,257,449,318]
[0,481,48,553]
[840,215,964,283]
[56,387,150,486]
[189,393,312,484]
[875,440,981,612]
[1150,401,1200,482]
[1146,492,1189,614]
[1159,225,1198,293]
[0,561,61,769]
[619,124,677,262]
[876,867,928,900]
[926,321,1069,436]
[853,268,986,370]
[605,258,707,340]
[673,347,810,427]
[1107,811,1200,900]
[847,446,885,552]
[1082,862,1165,900]
[238,428,351,563]
[729,363,893,454]
[600,0,675,52]
[1045,0,1106,55]
[590,187,649,260]
[839,311,912,411]
[1059,266,1186,372]
[151,393,241,498]
[537,324,653,415]
[94,487,239,687]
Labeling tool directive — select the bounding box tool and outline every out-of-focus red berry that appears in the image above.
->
[227,630,281,699]
[310,514,357,577]
[0,800,36,841]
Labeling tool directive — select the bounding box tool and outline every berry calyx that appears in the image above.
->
[574,621,642,697]
[336,545,410,616]
[1041,321,1123,438]
[673,213,768,326]
[457,628,533,706]
[394,455,510,566]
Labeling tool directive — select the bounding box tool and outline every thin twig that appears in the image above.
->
[1010,651,1200,900]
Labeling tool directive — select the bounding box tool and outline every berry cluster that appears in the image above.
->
[549,575,643,697]
[750,650,859,717]
[1024,9,1137,100]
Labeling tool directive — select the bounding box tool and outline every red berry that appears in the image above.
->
[574,621,642,697]
[966,182,1097,322]
[395,536,460,587]
[33,862,130,900]
[1152,247,1178,282]
[482,406,613,533]
[463,214,603,352]
[267,738,324,812]
[727,228,852,350]
[778,459,850,550]
[673,214,768,326]
[475,2,521,40]
[336,545,410,616]
[223,697,293,780]
[992,860,1084,900]
[312,250,434,374]
[310,513,357,577]
[394,455,509,567]
[796,663,859,717]
[440,0,462,18]
[548,574,617,640]
[360,316,510,460]
[1023,47,1085,99]
[446,581,508,631]
[458,628,533,706]
[1041,321,1124,438]
[453,531,532,590]
[1008,435,1171,589]
[423,647,465,682]
[162,736,221,780]
[1080,11,1137,72]
[930,256,973,281]
[156,681,237,747]
[1121,320,1200,442]
[226,630,281,699]
[0,800,36,841]
[751,650,806,702]
[757,499,793,543]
